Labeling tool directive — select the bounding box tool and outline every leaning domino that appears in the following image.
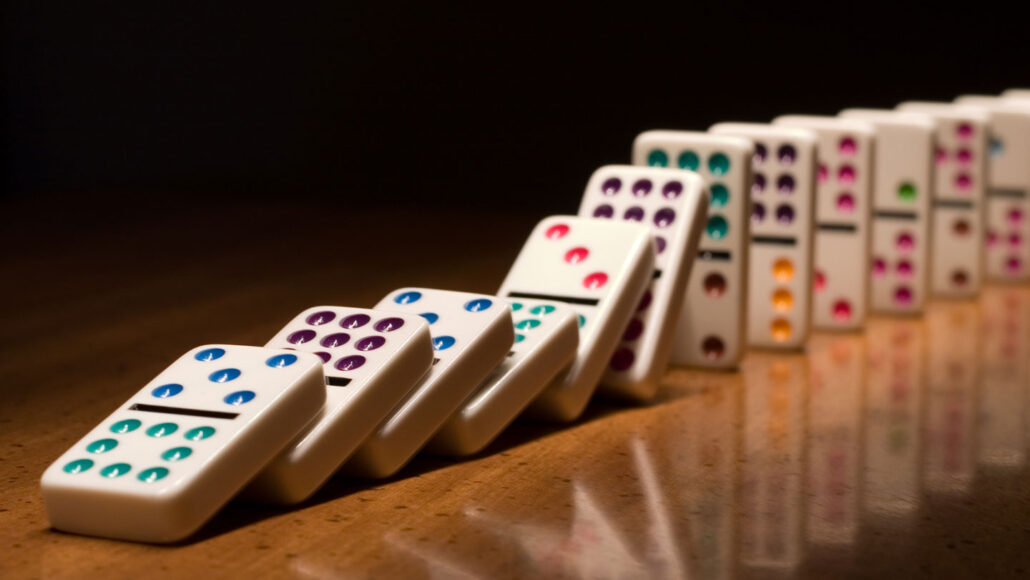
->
[245,307,434,504]
[577,165,707,399]
[41,345,325,542]
[499,216,654,421]
[633,130,753,369]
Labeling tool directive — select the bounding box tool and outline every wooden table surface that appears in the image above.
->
[3,195,1029,579]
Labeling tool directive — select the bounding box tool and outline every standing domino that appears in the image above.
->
[427,299,579,456]
[1002,88,1030,100]
[897,101,988,297]
[344,289,513,477]
[245,307,434,504]
[954,95,1030,281]
[774,116,874,330]
[41,345,325,542]
[840,109,934,314]
[633,131,753,369]
[577,165,707,398]
[499,216,654,421]
[710,123,817,349]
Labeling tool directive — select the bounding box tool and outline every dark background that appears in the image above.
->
[3,4,1028,213]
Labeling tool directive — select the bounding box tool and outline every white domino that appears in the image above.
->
[499,216,654,421]
[774,116,874,330]
[954,95,1030,281]
[343,288,513,477]
[427,298,579,456]
[577,165,707,398]
[897,101,988,297]
[710,123,816,349]
[840,109,934,314]
[245,307,434,504]
[632,131,753,369]
[1002,88,1030,101]
[41,345,325,542]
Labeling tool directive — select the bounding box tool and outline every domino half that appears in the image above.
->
[840,109,934,314]
[633,131,753,369]
[499,216,654,421]
[344,289,513,477]
[897,101,988,297]
[710,123,817,350]
[577,165,707,399]
[246,307,434,504]
[955,95,1030,281]
[41,345,325,542]
[774,115,874,331]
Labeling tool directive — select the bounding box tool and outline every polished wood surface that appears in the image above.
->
[3,196,1030,579]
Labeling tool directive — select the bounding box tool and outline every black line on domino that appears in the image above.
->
[751,235,797,246]
[817,223,858,233]
[934,199,974,209]
[129,403,240,420]
[326,377,353,387]
[698,249,732,261]
[988,188,1028,199]
[873,210,918,220]
[506,291,601,307]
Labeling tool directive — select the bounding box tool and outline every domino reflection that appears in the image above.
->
[863,318,925,519]
[924,301,980,494]
[978,286,1030,468]
[739,353,808,571]
[806,334,865,547]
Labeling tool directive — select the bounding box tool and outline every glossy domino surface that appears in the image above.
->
[344,288,513,477]
[633,131,752,369]
[775,116,874,331]
[839,109,934,315]
[577,165,707,399]
[897,101,988,297]
[246,307,434,503]
[710,123,816,350]
[954,95,1030,282]
[41,345,325,542]
[428,298,579,456]
[498,216,654,421]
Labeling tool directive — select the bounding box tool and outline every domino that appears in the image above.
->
[774,116,874,330]
[710,123,817,349]
[897,101,988,297]
[426,298,579,456]
[1002,88,1030,101]
[343,288,513,477]
[41,345,325,542]
[244,307,434,504]
[954,95,1030,281]
[498,216,654,421]
[839,109,934,314]
[577,165,707,398]
[632,131,753,369]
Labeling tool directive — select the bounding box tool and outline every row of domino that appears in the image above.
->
[39,89,1030,543]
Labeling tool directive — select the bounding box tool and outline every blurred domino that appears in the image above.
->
[840,109,934,314]
[954,95,1030,281]
[427,298,578,456]
[633,131,753,369]
[1002,88,1030,101]
[41,345,325,542]
[499,216,654,421]
[774,116,874,330]
[897,101,988,297]
[245,307,434,504]
[577,165,707,398]
[343,288,513,477]
[710,123,816,349]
